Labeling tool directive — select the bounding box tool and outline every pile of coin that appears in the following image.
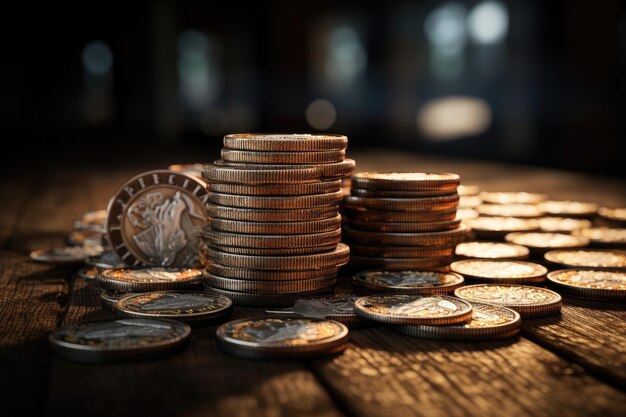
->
[343,172,467,270]
[201,134,354,307]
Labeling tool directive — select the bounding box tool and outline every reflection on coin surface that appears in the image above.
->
[354,294,472,325]
[545,249,626,269]
[30,245,104,264]
[539,200,598,217]
[479,191,548,205]
[547,269,626,302]
[572,227,626,246]
[266,296,368,328]
[455,241,529,259]
[98,267,204,292]
[505,232,589,249]
[477,204,543,218]
[537,217,592,233]
[468,217,539,232]
[456,208,479,221]
[106,170,208,267]
[598,207,626,223]
[451,259,546,284]
[353,270,463,294]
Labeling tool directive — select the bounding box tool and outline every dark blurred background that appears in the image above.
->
[1,0,624,176]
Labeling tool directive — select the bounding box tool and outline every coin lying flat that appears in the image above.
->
[538,200,598,217]
[351,172,460,192]
[455,241,530,260]
[221,149,345,164]
[479,192,548,205]
[450,259,547,284]
[505,232,590,252]
[201,228,341,249]
[458,185,480,196]
[49,318,191,363]
[456,208,479,221]
[168,163,205,180]
[347,218,461,233]
[395,302,521,341]
[467,217,540,238]
[350,188,458,198]
[345,195,459,212]
[598,207,626,224]
[459,195,482,209]
[352,270,464,295]
[106,170,208,268]
[30,245,104,265]
[205,285,335,307]
[572,227,626,247]
[349,256,452,270]
[206,159,355,183]
[454,284,562,318]
[354,294,472,325]
[210,215,341,235]
[207,180,341,196]
[350,245,454,258]
[97,267,204,292]
[345,208,458,223]
[207,203,338,222]
[115,291,232,325]
[101,290,129,312]
[74,210,108,232]
[216,317,349,359]
[209,191,343,209]
[343,225,468,247]
[222,133,348,152]
[546,269,626,302]
[544,249,626,270]
[206,263,339,281]
[476,204,544,218]
[536,217,592,233]
[204,273,337,293]
[265,296,369,328]
[206,243,339,256]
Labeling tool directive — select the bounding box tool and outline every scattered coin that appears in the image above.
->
[265,296,369,328]
[544,249,626,270]
[479,192,548,205]
[572,227,626,247]
[536,217,592,233]
[352,270,464,295]
[455,241,530,260]
[539,200,598,217]
[546,269,626,302]
[350,172,460,192]
[477,204,544,218]
[49,318,191,363]
[30,245,104,265]
[67,230,103,247]
[456,208,479,221]
[216,317,349,359]
[97,267,204,292]
[454,284,562,318]
[222,133,348,152]
[101,289,128,312]
[505,232,590,253]
[450,259,547,284]
[598,207,626,224]
[467,217,540,239]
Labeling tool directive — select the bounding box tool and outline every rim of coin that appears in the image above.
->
[476,204,544,218]
[546,269,626,302]
[210,215,341,235]
[49,318,191,363]
[265,296,370,328]
[505,232,590,250]
[343,225,468,247]
[544,249,626,270]
[101,289,129,312]
[115,291,233,325]
[572,227,626,246]
[206,243,339,256]
[450,259,547,284]
[455,241,530,260]
[479,192,548,205]
[221,149,346,164]
[350,188,458,198]
[206,263,339,281]
[208,191,343,209]
[350,245,454,258]
[167,163,204,179]
[347,218,461,233]
[344,194,459,212]
[354,294,473,325]
[352,270,464,295]
[105,170,208,267]
[454,284,562,318]
[458,185,480,196]
[467,217,540,235]
[456,208,479,221]
[201,227,342,249]
[97,267,204,292]
[345,207,458,222]
[349,256,452,270]
[207,180,341,196]
[598,207,626,223]
[206,243,350,270]
[538,200,599,217]
[536,217,593,233]
[223,133,348,152]
[30,245,104,265]
[204,285,335,307]
[459,195,482,209]
[207,159,355,182]
[216,316,349,359]
[394,302,521,342]
[351,172,460,191]
[204,273,336,293]
[206,203,339,222]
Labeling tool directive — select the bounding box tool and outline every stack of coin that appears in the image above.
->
[343,173,466,270]
[201,134,354,307]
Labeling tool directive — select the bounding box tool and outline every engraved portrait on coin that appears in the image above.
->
[227,318,344,345]
[106,171,208,267]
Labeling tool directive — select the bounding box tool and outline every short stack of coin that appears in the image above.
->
[343,172,467,270]
[201,134,354,307]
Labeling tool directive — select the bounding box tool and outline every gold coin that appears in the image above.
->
[458,185,480,196]
[221,149,345,164]
[479,191,548,205]
[450,259,547,284]
[456,208,479,221]
[505,232,590,252]
[572,227,626,247]
[544,249,626,269]
[546,269,626,302]
[222,133,348,152]
[351,172,460,191]
[476,204,544,218]
[538,200,598,217]
[537,217,592,233]
[455,241,530,260]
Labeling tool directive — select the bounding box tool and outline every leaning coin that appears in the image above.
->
[467,216,540,239]
[572,227,626,247]
[115,291,232,326]
[351,172,460,192]
[101,289,129,312]
[454,284,562,318]
[546,269,626,302]
[352,270,464,295]
[394,302,521,342]
[344,194,459,212]
[349,256,452,270]
[479,192,548,205]
[536,217,592,233]
[451,259,547,284]
[216,317,349,359]
[30,245,104,265]
[222,133,348,152]
[598,207,626,225]
[476,204,544,218]
[544,249,626,270]
[354,294,472,325]
[204,286,335,307]
[538,200,598,218]
[265,296,370,328]
[505,232,589,253]
[207,180,341,196]
[455,241,530,260]
[221,149,346,164]
[49,318,191,363]
[97,267,204,292]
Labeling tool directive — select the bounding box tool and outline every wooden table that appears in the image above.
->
[1,149,625,417]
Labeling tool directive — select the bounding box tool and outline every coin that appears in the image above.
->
[207,159,356,182]
[101,289,128,312]
[204,273,336,293]
[455,241,530,260]
[467,216,540,239]
[168,163,204,180]
[458,185,480,196]
[115,291,233,326]
[598,207,626,224]
[208,191,343,209]
[204,285,335,307]
[544,249,626,270]
[74,209,107,232]
[538,200,598,217]
[572,227,626,247]
[97,267,204,292]
[459,195,482,209]
[476,204,544,218]
[354,294,472,325]
[350,188,458,198]
[454,284,562,318]
[546,269,626,302]
[450,259,547,284]
[265,296,369,328]
[347,218,461,233]
[345,207,458,222]
[78,265,99,280]
[344,194,459,212]
[49,318,191,363]
[222,133,348,152]
[206,263,339,281]
[537,217,592,233]
[106,170,208,267]
[349,245,454,258]
[207,203,339,222]
[505,232,590,253]
[207,180,341,196]
[349,256,452,270]
[394,302,521,341]
[206,243,339,256]
[221,149,346,164]
[86,251,125,269]
[67,230,103,247]
[201,228,342,249]
[343,225,468,247]
[352,270,464,295]
[351,172,460,191]
[210,215,341,235]
[30,245,104,265]
[216,317,349,359]
[479,192,548,205]
[456,208,479,221]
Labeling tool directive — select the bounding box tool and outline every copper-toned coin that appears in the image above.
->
[344,194,459,212]
[456,208,479,221]
[349,245,454,258]
[30,245,104,265]
[216,317,349,359]
[78,265,100,280]
[572,227,626,247]
[222,133,348,152]
[201,228,341,249]
[204,273,336,293]
[210,215,341,235]
[347,218,461,233]
[49,318,191,363]
[459,195,482,209]
[454,284,562,318]
[450,259,547,284]
[394,302,521,341]
[538,200,598,218]
[458,185,480,196]
[598,207,626,224]
[106,170,208,267]
[351,172,460,191]
[207,263,339,281]
[221,149,345,164]
[544,249,626,270]
[505,232,590,253]
[352,270,464,295]
[467,216,540,239]
[101,289,128,312]
[206,243,339,256]
[210,159,356,181]
[115,291,233,325]
[476,204,544,218]
[349,256,452,270]
[350,188,458,198]
[455,241,529,260]
[479,192,548,205]
[97,267,204,292]
[206,203,338,222]
[343,225,468,247]
[537,217,592,233]
[168,163,204,180]
[208,191,343,209]
[265,296,370,328]
[207,180,341,196]
[74,210,108,232]
[345,207,458,223]
[204,286,335,307]
[546,269,626,302]
[354,294,473,325]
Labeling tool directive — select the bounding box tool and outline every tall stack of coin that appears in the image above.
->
[201,134,354,307]
[343,173,467,270]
